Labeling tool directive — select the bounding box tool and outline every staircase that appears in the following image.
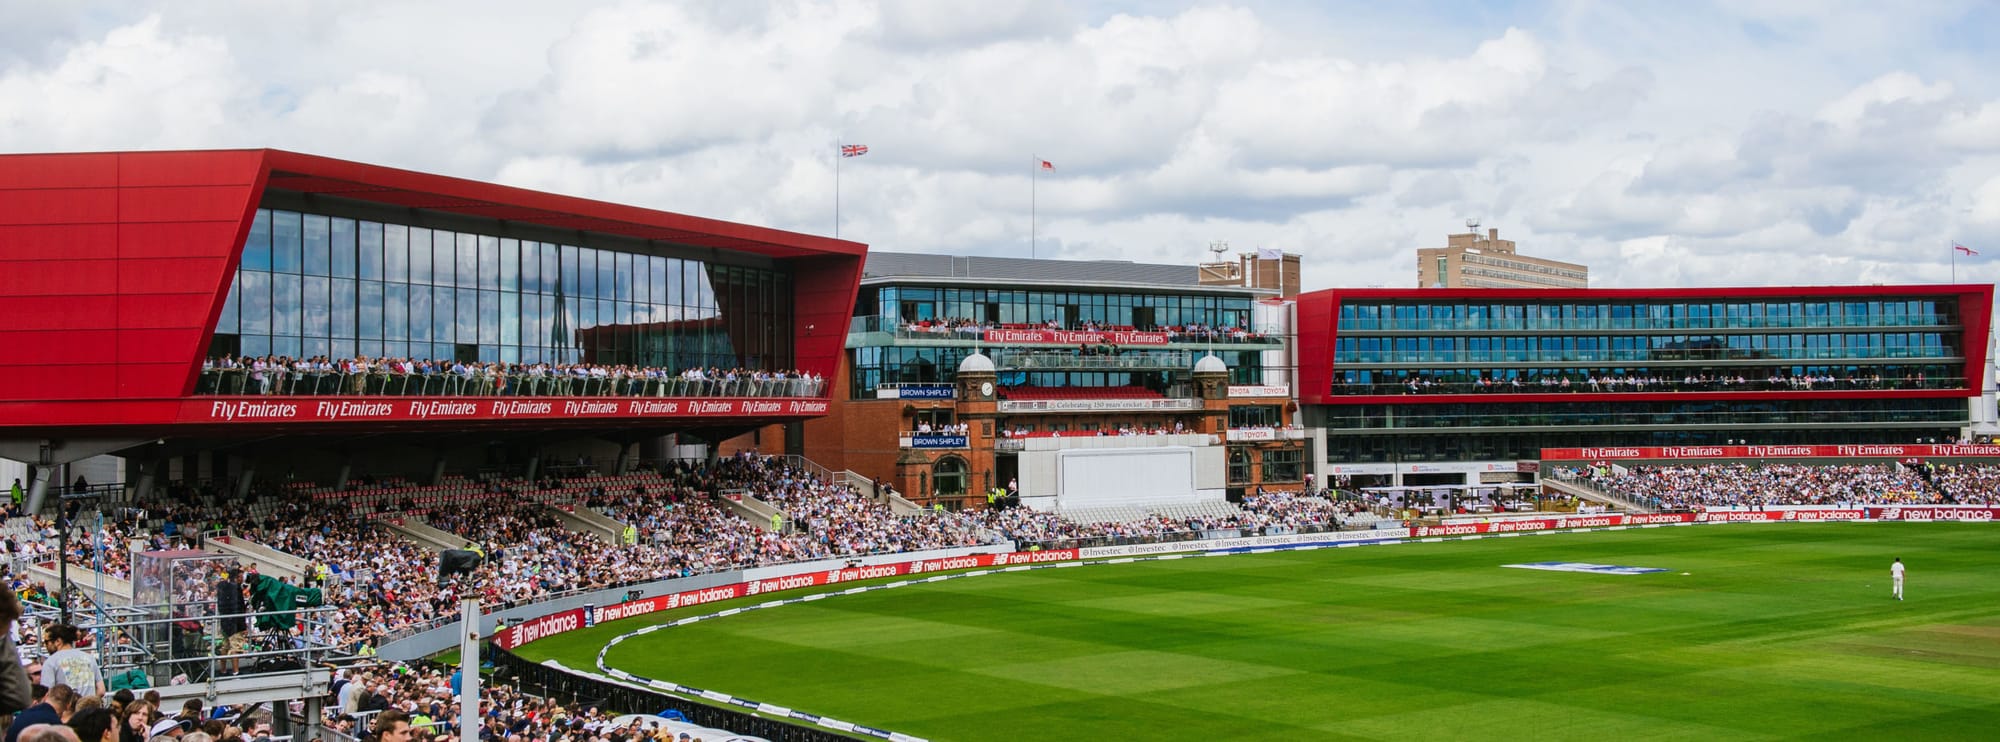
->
[1542,475,1656,514]
[373,515,466,552]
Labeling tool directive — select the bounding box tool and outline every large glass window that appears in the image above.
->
[212,208,796,379]
[1261,448,1303,482]
[271,211,302,274]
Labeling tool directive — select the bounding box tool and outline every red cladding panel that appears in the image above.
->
[1295,290,1335,405]
[117,294,219,330]
[0,153,118,189]
[0,188,118,225]
[7,260,117,297]
[0,224,119,260]
[791,254,864,385]
[116,328,205,364]
[115,150,265,187]
[0,366,117,401]
[118,363,188,398]
[118,186,262,223]
[119,221,248,259]
[0,151,265,409]
[118,257,232,296]
[0,296,115,331]
[0,332,119,363]
[1957,285,1994,388]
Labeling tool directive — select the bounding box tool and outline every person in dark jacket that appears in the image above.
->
[0,586,32,715]
[5,684,73,742]
[214,567,247,676]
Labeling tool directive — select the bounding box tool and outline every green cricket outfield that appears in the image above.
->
[512,523,2000,740]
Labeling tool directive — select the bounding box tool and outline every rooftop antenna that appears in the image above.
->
[1465,218,1480,239]
[1208,240,1229,258]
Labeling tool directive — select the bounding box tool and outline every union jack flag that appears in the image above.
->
[841,144,868,157]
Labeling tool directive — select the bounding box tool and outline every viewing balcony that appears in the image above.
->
[997,349,1193,371]
[847,315,1281,349]
[996,385,1202,413]
[198,367,825,398]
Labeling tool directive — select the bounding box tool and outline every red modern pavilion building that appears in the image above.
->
[0,149,864,504]
[1294,285,1996,486]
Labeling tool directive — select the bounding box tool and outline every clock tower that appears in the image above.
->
[957,351,998,402]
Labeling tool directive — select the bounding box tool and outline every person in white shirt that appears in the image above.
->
[1890,557,1905,600]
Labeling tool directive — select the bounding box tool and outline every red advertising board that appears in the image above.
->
[493,608,584,650]
[188,396,829,424]
[982,328,1171,346]
[495,549,1081,649]
[1541,444,2000,461]
[1867,506,1999,522]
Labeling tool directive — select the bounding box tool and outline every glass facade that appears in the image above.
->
[1321,399,1967,462]
[851,346,1264,394]
[875,286,1253,330]
[211,208,793,372]
[849,284,1269,395]
[1331,297,1966,395]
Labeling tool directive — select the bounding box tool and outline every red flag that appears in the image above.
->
[1039,159,1054,171]
[1954,243,1979,256]
[841,144,869,158]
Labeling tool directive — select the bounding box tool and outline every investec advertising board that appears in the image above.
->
[190,397,830,423]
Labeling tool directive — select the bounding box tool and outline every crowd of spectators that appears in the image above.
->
[197,356,824,399]
[1923,463,2000,504]
[1585,463,1938,510]
[977,489,1351,547]
[26,454,2000,740]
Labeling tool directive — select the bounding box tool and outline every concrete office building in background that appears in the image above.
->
[1418,226,1589,289]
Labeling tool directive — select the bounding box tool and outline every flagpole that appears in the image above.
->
[1952,242,1957,284]
[835,139,842,239]
[1030,154,1038,259]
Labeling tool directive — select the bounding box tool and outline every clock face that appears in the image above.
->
[980,381,995,397]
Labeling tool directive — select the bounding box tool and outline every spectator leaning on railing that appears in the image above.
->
[198,355,824,398]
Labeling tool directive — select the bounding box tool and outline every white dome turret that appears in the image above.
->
[1193,353,1228,374]
[958,351,996,374]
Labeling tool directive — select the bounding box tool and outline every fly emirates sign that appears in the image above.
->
[190,397,829,424]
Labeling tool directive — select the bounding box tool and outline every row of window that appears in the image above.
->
[1456,252,1588,280]
[876,286,1255,330]
[1337,298,1956,331]
[1229,447,1303,484]
[849,347,1263,395]
[1320,398,1967,431]
[1454,266,1584,289]
[1335,332,1955,365]
[1335,362,1963,392]
[243,210,724,309]
[1324,427,1964,463]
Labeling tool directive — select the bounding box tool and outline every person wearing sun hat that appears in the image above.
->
[145,718,190,740]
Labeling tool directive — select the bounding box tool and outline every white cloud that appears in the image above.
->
[0,16,242,150]
[1,1,1998,295]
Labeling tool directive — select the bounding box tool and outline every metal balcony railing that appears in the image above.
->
[996,350,1193,370]
[197,367,825,398]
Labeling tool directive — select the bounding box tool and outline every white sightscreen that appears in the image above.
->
[1057,447,1196,508]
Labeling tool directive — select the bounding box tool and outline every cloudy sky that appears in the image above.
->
[7,0,2000,292]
